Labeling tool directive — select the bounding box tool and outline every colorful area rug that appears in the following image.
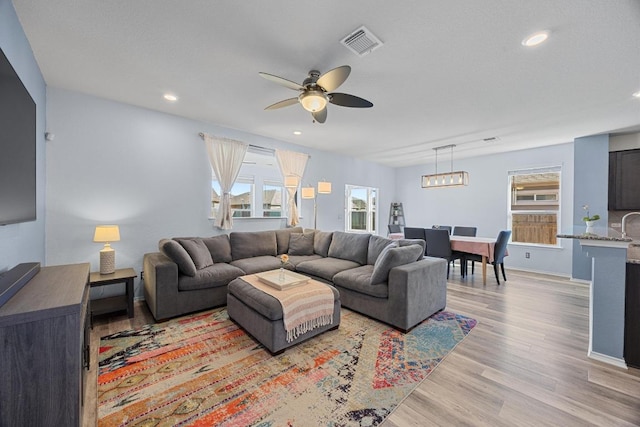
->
[97,308,476,426]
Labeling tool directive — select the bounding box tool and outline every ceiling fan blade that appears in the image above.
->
[258,72,304,91]
[265,98,299,110]
[329,93,373,108]
[312,108,327,123]
[317,65,351,92]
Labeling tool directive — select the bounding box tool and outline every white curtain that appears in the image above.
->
[204,134,248,229]
[276,149,309,226]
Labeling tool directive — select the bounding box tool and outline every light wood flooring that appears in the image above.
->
[84,269,640,426]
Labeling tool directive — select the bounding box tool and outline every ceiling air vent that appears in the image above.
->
[341,26,383,57]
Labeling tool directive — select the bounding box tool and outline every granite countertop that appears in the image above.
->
[557,226,640,263]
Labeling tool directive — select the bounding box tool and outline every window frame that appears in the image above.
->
[345,184,378,234]
[507,166,562,248]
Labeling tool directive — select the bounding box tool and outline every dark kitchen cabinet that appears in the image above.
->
[609,149,640,210]
[626,262,640,368]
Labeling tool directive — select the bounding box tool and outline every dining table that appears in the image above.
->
[450,235,505,285]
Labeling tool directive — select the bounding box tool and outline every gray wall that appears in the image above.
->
[0,0,47,272]
[395,143,575,276]
[572,134,610,280]
[45,87,396,298]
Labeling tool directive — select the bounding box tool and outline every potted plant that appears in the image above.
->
[582,205,600,227]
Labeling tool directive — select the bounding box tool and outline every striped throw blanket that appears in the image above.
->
[242,274,335,342]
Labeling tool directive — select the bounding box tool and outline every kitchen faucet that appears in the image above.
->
[621,212,640,238]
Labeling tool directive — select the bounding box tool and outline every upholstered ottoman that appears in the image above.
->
[227,275,341,354]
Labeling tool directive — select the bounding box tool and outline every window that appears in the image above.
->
[346,185,377,233]
[211,177,254,218]
[508,167,561,246]
[210,147,287,219]
[263,181,284,217]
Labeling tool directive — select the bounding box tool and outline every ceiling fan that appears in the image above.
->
[258,65,373,123]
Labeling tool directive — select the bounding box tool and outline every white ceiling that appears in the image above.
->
[12,0,640,167]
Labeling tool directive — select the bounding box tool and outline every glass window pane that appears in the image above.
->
[263,183,283,217]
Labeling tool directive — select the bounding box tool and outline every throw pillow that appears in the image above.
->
[288,232,315,256]
[158,239,197,277]
[176,238,214,270]
[370,244,423,285]
[313,231,333,257]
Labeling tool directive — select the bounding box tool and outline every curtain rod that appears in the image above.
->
[198,132,310,158]
[198,132,274,153]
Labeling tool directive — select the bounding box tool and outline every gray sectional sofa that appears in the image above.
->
[143,227,447,331]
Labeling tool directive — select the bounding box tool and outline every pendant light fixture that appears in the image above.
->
[421,144,469,188]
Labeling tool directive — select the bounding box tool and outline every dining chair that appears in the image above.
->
[403,227,426,241]
[466,230,512,284]
[453,226,477,275]
[432,225,452,235]
[424,228,464,278]
[388,224,402,234]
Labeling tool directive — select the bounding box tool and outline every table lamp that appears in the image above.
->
[94,225,120,274]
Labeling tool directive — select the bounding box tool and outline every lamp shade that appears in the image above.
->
[93,225,120,243]
[317,181,332,194]
[284,175,299,188]
[301,187,315,199]
[299,90,328,112]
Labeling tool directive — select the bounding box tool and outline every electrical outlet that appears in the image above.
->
[525,252,530,259]
[612,222,621,228]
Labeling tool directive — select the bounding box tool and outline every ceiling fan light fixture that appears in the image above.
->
[299,90,328,112]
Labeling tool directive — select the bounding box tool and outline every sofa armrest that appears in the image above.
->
[143,252,179,320]
[387,256,447,330]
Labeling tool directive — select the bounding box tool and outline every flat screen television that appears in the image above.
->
[0,46,36,226]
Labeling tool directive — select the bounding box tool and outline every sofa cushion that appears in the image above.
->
[296,257,361,281]
[202,235,233,263]
[286,254,323,266]
[175,238,214,270]
[230,256,283,275]
[275,227,303,254]
[230,231,277,260]
[328,231,370,265]
[397,238,426,259]
[288,232,315,256]
[177,263,245,291]
[159,239,197,277]
[333,265,388,298]
[370,244,424,285]
[313,231,333,257]
[367,235,397,265]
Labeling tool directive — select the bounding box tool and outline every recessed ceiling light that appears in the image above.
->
[163,94,178,102]
[633,90,640,98]
[522,31,549,47]
[293,131,302,135]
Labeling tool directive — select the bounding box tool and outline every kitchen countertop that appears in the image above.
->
[556,227,640,263]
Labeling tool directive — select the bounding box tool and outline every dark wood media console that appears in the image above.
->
[0,263,90,427]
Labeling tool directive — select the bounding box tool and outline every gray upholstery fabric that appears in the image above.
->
[397,238,426,259]
[288,232,315,255]
[370,244,423,285]
[333,265,388,298]
[230,256,282,274]
[313,231,333,257]
[230,230,277,260]
[286,254,323,266]
[175,238,214,270]
[367,235,397,265]
[275,227,303,254]
[202,235,233,263]
[159,239,197,277]
[296,257,361,281]
[327,231,370,265]
[178,263,245,291]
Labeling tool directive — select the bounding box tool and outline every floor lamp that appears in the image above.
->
[302,180,331,229]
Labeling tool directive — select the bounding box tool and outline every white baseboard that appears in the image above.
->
[588,350,628,369]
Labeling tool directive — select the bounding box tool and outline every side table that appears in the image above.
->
[89,268,137,323]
